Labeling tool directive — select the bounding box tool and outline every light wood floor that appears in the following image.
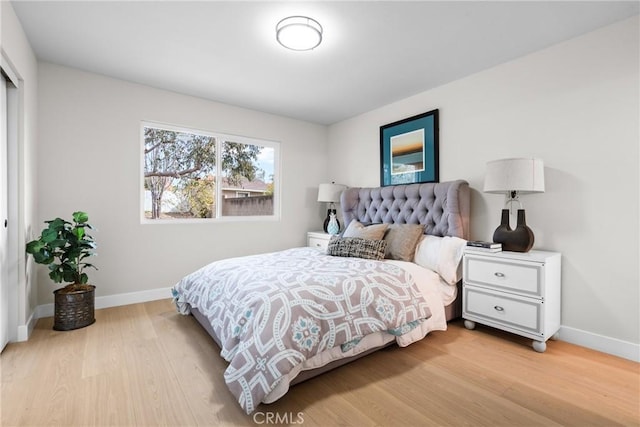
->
[1,299,638,426]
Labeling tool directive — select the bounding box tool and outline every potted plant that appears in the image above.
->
[26,211,98,331]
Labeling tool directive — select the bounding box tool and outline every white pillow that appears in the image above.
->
[414,235,467,285]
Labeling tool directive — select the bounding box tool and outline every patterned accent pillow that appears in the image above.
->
[326,237,387,260]
[342,220,389,240]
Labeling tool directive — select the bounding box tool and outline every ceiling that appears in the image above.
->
[10,1,640,125]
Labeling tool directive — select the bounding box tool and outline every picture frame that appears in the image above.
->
[379,109,439,186]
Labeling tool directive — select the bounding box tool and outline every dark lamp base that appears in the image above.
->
[493,209,534,252]
[323,209,340,233]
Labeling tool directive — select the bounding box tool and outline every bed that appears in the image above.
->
[172,179,470,414]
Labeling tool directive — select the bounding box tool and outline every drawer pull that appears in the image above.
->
[494,272,505,278]
[494,305,505,312]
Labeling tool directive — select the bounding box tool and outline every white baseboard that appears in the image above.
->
[16,311,37,342]
[29,288,640,363]
[558,325,639,362]
[35,287,172,319]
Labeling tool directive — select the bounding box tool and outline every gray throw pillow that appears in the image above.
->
[342,220,389,240]
[383,224,425,261]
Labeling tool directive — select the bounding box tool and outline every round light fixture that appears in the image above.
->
[276,16,323,51]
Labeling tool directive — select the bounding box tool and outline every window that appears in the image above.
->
[142,122,279,222]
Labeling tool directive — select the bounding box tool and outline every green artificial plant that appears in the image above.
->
[26,211,97,291]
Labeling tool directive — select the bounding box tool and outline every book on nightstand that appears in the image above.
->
[467,240,502,249]
[464,246,502,253]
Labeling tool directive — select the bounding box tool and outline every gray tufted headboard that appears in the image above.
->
[340,180,470,239]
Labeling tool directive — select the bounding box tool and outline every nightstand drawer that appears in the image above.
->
[464,287,541,334]
[465,256,541,296]
[308,236,329,251]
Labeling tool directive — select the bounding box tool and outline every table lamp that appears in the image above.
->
[317,182,347,233]
[484,158,545,252]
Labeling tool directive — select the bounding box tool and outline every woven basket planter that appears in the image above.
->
[53,285,96,331]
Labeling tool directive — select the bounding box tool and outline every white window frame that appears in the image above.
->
[140,121,280,224]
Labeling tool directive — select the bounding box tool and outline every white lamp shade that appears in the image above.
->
[484,158,545,194]
[317,183,347,203]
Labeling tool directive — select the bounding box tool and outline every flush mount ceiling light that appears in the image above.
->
[276,16,323,51]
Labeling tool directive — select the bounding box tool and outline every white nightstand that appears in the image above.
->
[307,231,332,251]
[462,249,561,353]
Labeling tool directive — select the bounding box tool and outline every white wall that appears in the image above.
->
[328,17,639,357]
[36,63,327,304]
[1,2,39,340]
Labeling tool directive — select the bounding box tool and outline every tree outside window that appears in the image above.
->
[142,123,278,221]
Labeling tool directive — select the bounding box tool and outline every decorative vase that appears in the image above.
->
[492,209,534,252]
[327,212,340,235]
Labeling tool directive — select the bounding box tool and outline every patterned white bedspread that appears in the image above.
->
[172,247,432,414]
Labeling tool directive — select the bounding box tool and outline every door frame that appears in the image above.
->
[1,53,21,346]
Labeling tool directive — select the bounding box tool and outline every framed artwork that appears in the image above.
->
[379,109,439,186]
